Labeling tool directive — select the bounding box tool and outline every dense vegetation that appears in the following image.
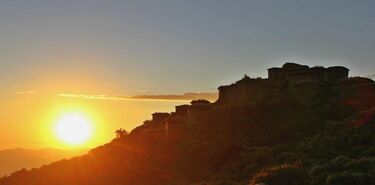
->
[0,78,374,185]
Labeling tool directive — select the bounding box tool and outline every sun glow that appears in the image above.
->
[54,113,93,145]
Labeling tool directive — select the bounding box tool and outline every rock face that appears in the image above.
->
[217,63,349,105]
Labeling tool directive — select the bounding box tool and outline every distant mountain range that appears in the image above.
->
[0,148,87,177]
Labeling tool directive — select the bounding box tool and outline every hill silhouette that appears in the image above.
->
[1,63,375,185]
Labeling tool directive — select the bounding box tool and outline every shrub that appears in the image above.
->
[249,164,309,185]
[276,152,301,164]
[325,172,371,185]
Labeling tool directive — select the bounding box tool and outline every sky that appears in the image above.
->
[0,0,374,149]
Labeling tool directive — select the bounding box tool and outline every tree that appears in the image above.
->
[115,128,128,139]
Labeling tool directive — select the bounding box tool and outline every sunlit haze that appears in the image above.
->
[0,0,374,150]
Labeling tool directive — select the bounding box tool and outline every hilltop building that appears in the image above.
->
[217,63,349,104]
[142,63,370,141]
[152,112,170,122]
[173,105,190,117]
[267,63,349,82]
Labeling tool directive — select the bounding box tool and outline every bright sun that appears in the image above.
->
[54,113,93,145]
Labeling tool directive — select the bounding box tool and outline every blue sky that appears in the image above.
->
[0,0,374,95]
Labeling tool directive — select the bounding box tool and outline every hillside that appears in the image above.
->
[1,63,375,185]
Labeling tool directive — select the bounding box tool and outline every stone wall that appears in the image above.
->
[164,116,187,141]
[268,63,348,83]
[268,67,284,80]
[328,66,349,81]
[152,112,170,122]
[175,105,189,117]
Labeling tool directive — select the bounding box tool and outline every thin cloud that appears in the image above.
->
[130,92,218,102]
[58,92,218,102]
[14,90,36,95]
[58,93,128,100]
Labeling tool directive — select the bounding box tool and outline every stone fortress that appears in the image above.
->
[217,63,349,104]
[129,63,374,140]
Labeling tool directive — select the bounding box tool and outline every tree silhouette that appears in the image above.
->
[115,128,128,139]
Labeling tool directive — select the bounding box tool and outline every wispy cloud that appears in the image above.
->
[130,92,218,102]
[58,93,128,100]
[58,92,218,101]
[14,90,36,95]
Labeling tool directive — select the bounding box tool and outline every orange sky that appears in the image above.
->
[1,0,374,150]
[0,92,190,150]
